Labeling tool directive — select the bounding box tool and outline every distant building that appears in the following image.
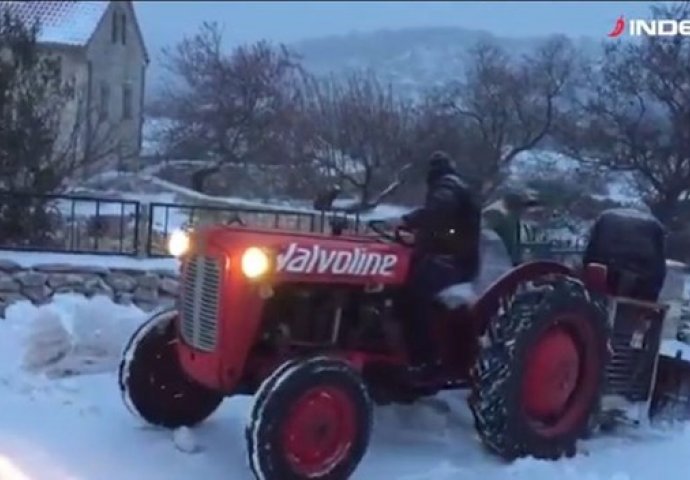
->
[1,0,149,173]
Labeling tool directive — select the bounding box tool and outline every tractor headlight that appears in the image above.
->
[168,229,190,257]
[241,247,271,279]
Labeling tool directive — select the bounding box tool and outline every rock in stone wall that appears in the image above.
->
[0,260,179,316]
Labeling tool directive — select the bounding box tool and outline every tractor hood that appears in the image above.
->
[189,225,412,285]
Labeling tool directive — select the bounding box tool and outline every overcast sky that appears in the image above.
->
[133,1,664,55]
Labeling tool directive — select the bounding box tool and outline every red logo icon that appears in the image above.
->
[608,16,626,37]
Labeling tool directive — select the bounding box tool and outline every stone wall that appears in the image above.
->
[0,260,179,316]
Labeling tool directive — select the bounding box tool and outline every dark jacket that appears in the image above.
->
[584,208,665,266]
[583,208,666,300]
[402,172,481,277]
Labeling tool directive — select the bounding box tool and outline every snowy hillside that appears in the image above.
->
[292,27,601,99]
[145,26,601,101]
[1,292,690,479]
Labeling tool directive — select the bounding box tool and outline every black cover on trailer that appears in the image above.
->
[583,208,666,301]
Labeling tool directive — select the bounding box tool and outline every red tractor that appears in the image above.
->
[119,205,690,480]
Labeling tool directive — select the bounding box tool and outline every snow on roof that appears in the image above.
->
[1,0,109,46]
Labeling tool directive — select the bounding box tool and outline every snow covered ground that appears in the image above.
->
[0,250,178,270]
[2,294,690,479]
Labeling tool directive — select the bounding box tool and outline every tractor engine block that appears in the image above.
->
[259,285,395,350]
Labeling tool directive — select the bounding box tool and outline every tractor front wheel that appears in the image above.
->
[246,356,373,480]
[469,277,608,460]
[118,308,223,428]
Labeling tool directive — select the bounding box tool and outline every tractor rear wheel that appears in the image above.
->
[469,277,608,460]
[118,308,223,428]
[246,356,372,480]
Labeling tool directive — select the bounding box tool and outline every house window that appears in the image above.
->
[121,12,127,44]
[122,84,132,119]
[111,10,118,43]
[99,82,110,121]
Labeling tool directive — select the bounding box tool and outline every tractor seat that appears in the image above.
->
[434,228,513,310]
[436,283,478,309]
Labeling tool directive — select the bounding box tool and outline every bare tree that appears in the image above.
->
[56,94,134,182]
[554,2,690,227]
[0,9,127,193]
[0,9,122,190]
[154,22,305,193]
[426,36,577,198]
[0,8,125,247]
[300,70,418,206]
[0,11,68,192]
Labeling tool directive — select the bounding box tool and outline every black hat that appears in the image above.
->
[429,151,452,169]
[427,151,455,182]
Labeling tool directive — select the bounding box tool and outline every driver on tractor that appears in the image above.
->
[396,151,482,381]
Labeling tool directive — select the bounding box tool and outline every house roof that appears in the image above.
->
[1,1,109,46]
[0,1,149,62]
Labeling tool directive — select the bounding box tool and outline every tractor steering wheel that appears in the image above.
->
[367,220,415,247]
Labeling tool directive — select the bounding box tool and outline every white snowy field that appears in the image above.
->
[1,294,690,480]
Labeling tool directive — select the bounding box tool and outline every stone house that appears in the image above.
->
[2,0,149,173]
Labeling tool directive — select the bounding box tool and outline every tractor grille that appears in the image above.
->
[180,255,222,352]
[605,300,664,402]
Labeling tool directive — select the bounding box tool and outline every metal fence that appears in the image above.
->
[0,190,589,261]
[0,191,141,256]
[519,241,586,267]
[144,201,366,257]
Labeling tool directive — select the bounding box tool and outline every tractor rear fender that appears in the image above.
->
[471,260,573,334]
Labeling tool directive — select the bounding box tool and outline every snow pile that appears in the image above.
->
[173,427,201,454]
[0,294,147,382]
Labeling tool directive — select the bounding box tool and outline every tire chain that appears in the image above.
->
[468,276,607,459]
